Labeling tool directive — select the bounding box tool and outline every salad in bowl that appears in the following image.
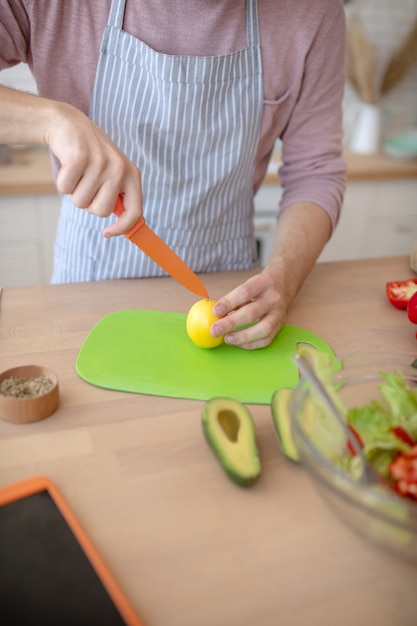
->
[288,348,417,561]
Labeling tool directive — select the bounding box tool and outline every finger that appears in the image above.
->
[224,313,281,350]
[211,300,260,338]
[84,180,121,219]
[70,176,100,210]
[103,176,143,238]
[231,336,273,351]
[212,290,248,318]
[212,274,272,317]
[211,285,279,338]
[57,155,106,208]
[68,152,125,209]
[56,163,83,196]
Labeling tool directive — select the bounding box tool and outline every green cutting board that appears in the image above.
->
[76,309,334,404]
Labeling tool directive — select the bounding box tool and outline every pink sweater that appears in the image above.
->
[0,0,346,229]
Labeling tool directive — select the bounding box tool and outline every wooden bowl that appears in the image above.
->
[0,365,59,424]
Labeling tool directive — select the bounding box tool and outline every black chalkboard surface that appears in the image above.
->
[0,477,143,626]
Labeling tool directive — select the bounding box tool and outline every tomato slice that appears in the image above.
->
[391,426,415,447]
[386,279,417,310]
[389,446,417,501]
[347,424,363,455]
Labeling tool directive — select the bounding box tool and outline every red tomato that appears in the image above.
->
[389,445,417,501]
[386,279,417,310]
[407,291,417,324]
[391,426,415,447]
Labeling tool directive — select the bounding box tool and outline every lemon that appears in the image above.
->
[186,299,224,349]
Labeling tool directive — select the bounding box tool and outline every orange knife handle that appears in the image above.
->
[113,195,145,240]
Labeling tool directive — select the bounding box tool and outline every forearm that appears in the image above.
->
[0,84,142,233]
[0,84,61,145]
[262,201,332,304]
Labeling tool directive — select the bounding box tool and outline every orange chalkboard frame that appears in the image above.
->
[0,475,144,626]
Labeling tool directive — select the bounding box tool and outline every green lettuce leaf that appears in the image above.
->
[296,348,417,481]
[378,371,417,440]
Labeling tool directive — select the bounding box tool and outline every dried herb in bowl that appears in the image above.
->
[0,375,54,399]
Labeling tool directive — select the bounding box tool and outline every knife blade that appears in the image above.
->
[113,196,209,299]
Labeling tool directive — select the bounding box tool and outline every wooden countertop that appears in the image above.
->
[0,257,416,626]
[0,146,57,195]
[264,149,417,184]
[0,145,416,197]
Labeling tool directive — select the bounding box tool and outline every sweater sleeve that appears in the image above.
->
[0,1,31,69]
[278,1,347,231]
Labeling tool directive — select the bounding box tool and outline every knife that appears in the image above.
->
[113,196,209,299]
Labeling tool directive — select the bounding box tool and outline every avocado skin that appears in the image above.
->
[202,397,261,487]
[271,388,300,463]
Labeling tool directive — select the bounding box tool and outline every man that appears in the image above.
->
[0,0,346,349]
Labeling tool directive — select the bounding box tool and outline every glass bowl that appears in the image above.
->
[290,351,417,563]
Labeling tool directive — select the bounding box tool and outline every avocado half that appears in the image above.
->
[202,397,261,487]
[271,388,300,463]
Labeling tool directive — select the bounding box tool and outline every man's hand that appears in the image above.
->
[47,101,143,237]
[210,201,334,350]
[0,86,142,237]
[210,272,286,350]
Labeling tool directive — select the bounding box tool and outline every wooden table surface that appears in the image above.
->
[1,146,416,196]
[264,149,417,185]
[0,256,416,626]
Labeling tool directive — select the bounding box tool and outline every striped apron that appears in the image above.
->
[51,0,264,283]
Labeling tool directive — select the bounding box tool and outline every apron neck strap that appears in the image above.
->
[246,0,260,48]
[107,0,126,29]
[107,0,260,49]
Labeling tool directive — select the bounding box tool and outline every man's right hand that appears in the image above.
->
[0,85,143,236]
[48,101,143,236]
